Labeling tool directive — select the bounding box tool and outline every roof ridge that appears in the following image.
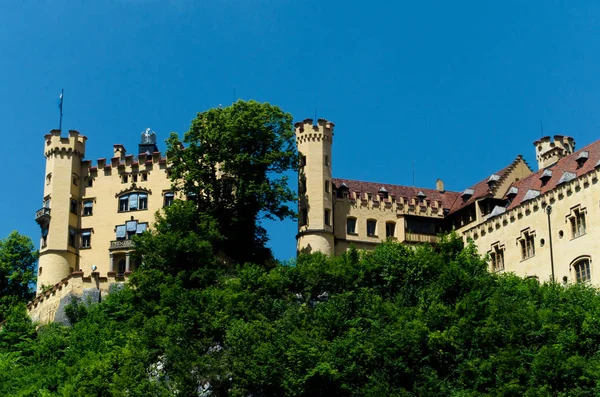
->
[332,177,461,194]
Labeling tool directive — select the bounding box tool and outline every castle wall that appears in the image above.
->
[36,130,174,293]
[461,171,600,283]
[28,272,128,325]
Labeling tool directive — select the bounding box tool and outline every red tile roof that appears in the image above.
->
[450,158,518,213]
[446,156,528,215]
[332,178,461,210]
[504,139,600,210]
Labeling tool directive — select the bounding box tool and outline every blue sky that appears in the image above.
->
[2,1,600,261]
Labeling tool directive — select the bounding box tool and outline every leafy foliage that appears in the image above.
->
[0,231,37,321]
[166,100,297,265]
[3,234,600,395]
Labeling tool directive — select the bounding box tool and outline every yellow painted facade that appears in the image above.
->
[297,119,600,286]
[32,128,174,324]
[31,120,600,324]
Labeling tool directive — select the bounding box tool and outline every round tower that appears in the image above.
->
[35,129,86,293]
[295,118,335,255]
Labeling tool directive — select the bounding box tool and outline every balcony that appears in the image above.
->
[35,207,51,228]
[110,239,135,250]
[404,232,438,244]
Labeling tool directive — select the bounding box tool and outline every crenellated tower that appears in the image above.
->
[534,135,575,170]
[295,118,335,255]
[35,129,86,293]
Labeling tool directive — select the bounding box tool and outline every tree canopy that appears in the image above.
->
[2,103,600,395]
[0,231,37,321]
[3,235,600,395]
[166,100,297,265]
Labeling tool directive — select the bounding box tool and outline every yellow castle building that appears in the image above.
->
[31,128,173,324]
[296,118,599,286]
[30,118,600,324]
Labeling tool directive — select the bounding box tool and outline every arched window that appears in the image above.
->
[573,258,591,283]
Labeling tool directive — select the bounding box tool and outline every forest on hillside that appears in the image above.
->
[2,102,600,396]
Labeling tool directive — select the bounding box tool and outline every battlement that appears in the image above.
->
[534,135,575,170]
[294,118,335,144]
[44,129,87,158]
[88,151,165,174]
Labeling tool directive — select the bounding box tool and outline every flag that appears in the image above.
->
[58,92,63,113]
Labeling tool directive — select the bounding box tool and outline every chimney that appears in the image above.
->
[113,144,126,159]
[533,135,575,170]
[436,179,444,192]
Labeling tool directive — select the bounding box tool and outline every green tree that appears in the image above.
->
[0,231,37,321]
[166,100,297,265]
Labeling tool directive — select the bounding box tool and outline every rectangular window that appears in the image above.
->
[68,228,76,247]
[347,218,357,234]
[126,220,137,239]
[119,196,129,212]
[41,228,48,248]
[300,155,307,167]
[46,173,52,185]
[187,192,198,202]
[300,208,308,226]
[44,197,51,209]
[138,194,148,210]
[164,192,174,207]
[72,173,79,186]
[367,220,377,236]
[70,199,78,214]
[490,245,505,272]
[570,209,586,238]
[325,180,330,193]
[324,209,331,226]
[81,230,91,248]
[141,173,148,181]
[520,232,535,260]
[115,225,126,240]
[86,177,93,187]
[132,174,138,183]
[386,222,396,238]
[121,174,128,183]
[83,200,93,216]
[324,155,329,166]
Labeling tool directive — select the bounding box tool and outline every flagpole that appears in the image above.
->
[59,89,64,131]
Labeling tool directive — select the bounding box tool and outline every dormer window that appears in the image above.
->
[417,191,426,203]
[521,189,540,203]
[557,171,576,186]
[336,183,349,199]
[378,187,388,199]
[461,188,474,201]
[540,169,552,186]
[506,186,518,204]
[487,174,500,190]
[576,151,589,169]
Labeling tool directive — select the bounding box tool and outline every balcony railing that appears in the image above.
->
[404,232,438,244]
[35,207,51,227]
[110,239,135,250]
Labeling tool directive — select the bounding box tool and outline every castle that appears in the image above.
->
[30,119,600,323]
[30,128,172,324]
[296,118,599,286]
